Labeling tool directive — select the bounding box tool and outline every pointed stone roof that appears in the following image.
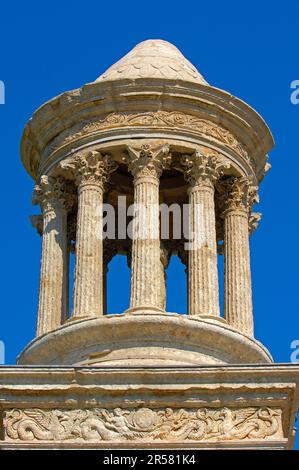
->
[95,39,208,85]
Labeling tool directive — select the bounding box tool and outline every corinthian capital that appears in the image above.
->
[217,176,259,213]
[180,150,230,187]
[32,175,75,212]
[124,143,171,180]
[60,151,118,187]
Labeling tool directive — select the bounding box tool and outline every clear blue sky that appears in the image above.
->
[0,0,298,447]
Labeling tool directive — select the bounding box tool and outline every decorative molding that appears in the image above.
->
[4,407,281,442]
[46,111,251,164]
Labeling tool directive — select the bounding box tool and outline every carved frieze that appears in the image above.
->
[46,111,251,165]
[4,407,282,442]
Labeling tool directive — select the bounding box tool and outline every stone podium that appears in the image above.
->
[0,40,298,449]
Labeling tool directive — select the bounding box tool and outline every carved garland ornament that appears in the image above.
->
[46,111,252,165]
[4,407,281,442]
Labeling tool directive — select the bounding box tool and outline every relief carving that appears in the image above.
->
[4,407,281,442]
[32,175,75,213]
[178,150,230,187]
[47,111,251,164]
[60,151,118,187]
[124,143,171,180]
[217,176,259,214]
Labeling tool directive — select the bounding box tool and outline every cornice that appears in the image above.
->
[20,79,274,183]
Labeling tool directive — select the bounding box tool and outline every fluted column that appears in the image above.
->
[222,177,257,336]
[33,176,73,336]
[61,151,117,319]
[181,151,229,316]
[126,144,171,312]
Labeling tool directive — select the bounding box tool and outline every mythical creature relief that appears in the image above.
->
[4,407,282,442]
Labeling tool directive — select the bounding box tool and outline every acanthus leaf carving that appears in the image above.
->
[124,143,171,180]
[32,175,75,213]
[178,149,230,188]
[60,151,118,187]
[217,176,259,214]
[249,212,262,235]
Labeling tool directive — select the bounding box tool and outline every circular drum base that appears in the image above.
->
[17,312,272,366]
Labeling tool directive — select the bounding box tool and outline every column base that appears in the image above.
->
[189,314,227,324]
[67,314,99,322]
[125,305,166,315]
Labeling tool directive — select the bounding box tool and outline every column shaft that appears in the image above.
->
[224,208,253,335]
[72,183,104,319]
[188,182,220,316]
[37,202,68,335]
[130,176,161,310]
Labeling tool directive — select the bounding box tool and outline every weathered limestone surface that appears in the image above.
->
[0,365,298,449]
[181,151,229,317]
[60,151,117,319]
[126,144,171,312]
[2,407,283,443]
[33,176,72,335]
[12,39,299,450]
[96,39,209,85]
[17,313,272,366]
[221,177,257,336]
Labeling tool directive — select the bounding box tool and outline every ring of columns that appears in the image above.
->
[18,40,274,366]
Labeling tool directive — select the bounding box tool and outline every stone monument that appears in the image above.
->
[0,40,298,449]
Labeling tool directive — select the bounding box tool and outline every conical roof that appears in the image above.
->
[95,39,208,85]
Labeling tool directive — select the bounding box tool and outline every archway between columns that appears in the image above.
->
[166,255,187,314]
